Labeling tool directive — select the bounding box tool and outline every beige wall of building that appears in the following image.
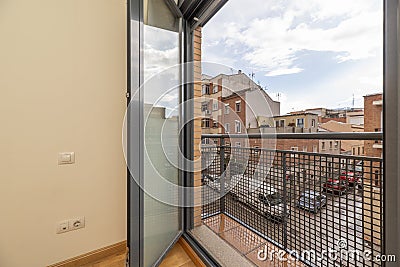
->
[245,89,278,128]
[259,113,318,132]
[0,1,126,266]
[319,120,364,155]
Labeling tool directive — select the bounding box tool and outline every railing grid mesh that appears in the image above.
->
[201,140,383,267]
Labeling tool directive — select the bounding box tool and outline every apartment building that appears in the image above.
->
[346,110,364,125]
[319,120,365,155]
[254,113,317,153]
[201,71,280,144]
[201,74,222,135]
[364,93,383,158]
[292,107,364,124]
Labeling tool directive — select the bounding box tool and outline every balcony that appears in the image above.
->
[198,133,383,267]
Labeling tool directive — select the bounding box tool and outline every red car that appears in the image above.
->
[322,178,347,195]
[340,171,361,186]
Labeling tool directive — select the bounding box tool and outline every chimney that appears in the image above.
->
[238,70,242,74]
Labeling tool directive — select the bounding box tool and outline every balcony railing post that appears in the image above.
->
[282,151,288,250]
[220,137,225,214]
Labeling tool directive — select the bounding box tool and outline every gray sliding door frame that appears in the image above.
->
[127,0,144,266]
[384,0,400,264]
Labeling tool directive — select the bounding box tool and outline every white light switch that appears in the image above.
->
[58,152,75,165]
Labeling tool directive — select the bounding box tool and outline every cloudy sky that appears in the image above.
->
[202,0,383,114]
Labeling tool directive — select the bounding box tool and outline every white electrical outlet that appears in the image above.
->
[70,216,85,230]
[56,220,70,234]
[56,217,85,234]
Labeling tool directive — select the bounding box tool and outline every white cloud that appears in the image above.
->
[203,0,382,77]
[201,0,383,113]
[266,67,303,76]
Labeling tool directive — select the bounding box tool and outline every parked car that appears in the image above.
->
[230,174,289,222]
[322,178,348,195]
[296,190,327,213]
[340,171,361,186]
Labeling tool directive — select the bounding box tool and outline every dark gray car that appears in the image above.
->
[296,190,327,213]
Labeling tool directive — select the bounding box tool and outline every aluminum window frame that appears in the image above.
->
[384,0,400,264]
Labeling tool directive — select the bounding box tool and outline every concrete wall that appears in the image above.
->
[221,73,254,97]
[0,1,126,266]
[347,115,364,125]
[245,89,279,128]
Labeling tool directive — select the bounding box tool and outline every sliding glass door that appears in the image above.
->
[128,0,183,266]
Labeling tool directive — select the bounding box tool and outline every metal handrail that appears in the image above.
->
[201,132,383,140]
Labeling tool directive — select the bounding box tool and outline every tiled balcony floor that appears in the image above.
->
[203,214,305,267]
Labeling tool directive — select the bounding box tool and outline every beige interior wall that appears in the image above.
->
[0,1,126,266]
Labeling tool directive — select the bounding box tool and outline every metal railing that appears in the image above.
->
[201,132,384,267]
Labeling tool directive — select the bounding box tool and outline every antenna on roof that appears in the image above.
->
[276,92,281,101]
[352,93,355,109]
[249,71,255,81]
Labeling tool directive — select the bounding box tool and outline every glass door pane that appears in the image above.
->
[128,0,182,265]
[143,0,182,266]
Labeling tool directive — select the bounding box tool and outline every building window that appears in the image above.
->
[291,147,298,151]
[235,120,241,133]
[358,147,361,155]
[334,141,339,149]
[202,119,210,128]
[275,119,284,127]
[202,84,210,95]
[212,100,218,111]
[235,100,241,112]
[311,119,316,127]
[213,84,218,93]
[313,145,318,152]
[252,146,260,154]
[329,141,333,149]
[353,147,356,155]
[201,139,210,145]
[322,142,325,150]
[303,146,307,152]
[224,104,230,114]
[235,142,241,147]
[374,170,379,186]
[296,118,304,128]
[201,102,208,112]
[362,146,364,154]
[224,123,230,133]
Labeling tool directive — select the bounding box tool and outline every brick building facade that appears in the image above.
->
[364,93,383,158]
